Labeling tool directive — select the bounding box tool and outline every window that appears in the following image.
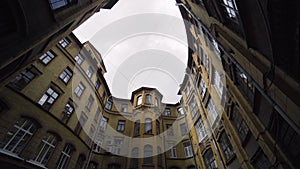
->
[144,118,152,134]
[75,155,85,169]
[94,79,101,90]
[234,66,254,105]
[113,138,123,155]
[56,144,74,169]
[213,68,224,98]
[48,0,74,10]
[231,104,249,143]
[189,96,199,118]
[220,0,238,19]
[219,132,235,161]
[99,116,108,131]
[155,98,159,107]
[74,113,88,135]
[203,149,217,169]
[75,54,84,65]
[61,103,74,123]
[183,142,193,157]
[87,161,98,169]
[40,51,56,65]
[86,95,94,111]
[105,100,112,110]
[9,68,35,90]
[169,143,177,158]
[198,78,207,98]
[74,82,85,97]
[136,95,142,106]
[195,118,207,142]
[177,107,184,116]
[165,108,171,116]
[86,66,94,78]
[38,87,59,110]
[145,94,152,104]
[86,126,95,145]
[59,38,70,48]
[203,53,210,74]
[94,108,101,122]
[251,149,272,169]
[117,120,125,132]
[180,123,188,136]
[144,145,153,164]
[156,120,160,135]
[32,133,58,166]
[121,104,128,112]
[130,148,139,168]
[0,118,37,155]
[157,147,162,166]
[134,120,140,136]
[59,67,73,84]
[166,124,174,136]
[207,99,218,126]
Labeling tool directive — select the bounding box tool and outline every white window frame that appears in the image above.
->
[56,144,73,169]
[207,99,218,126]
[74,82,85,97]
[59,67,73,84]
[195,118,207,142]
[38,87,59,107]
[183,142,193,158]
[74,54,84,65]
[40,51,56,65]
[32,134,57,166]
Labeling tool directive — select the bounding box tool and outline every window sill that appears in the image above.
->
[0,149,24,161]
[27,160,48,169]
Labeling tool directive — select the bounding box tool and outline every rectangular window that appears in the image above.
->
[165,108,171,116]
[105,100,112,110]
[9,68,36,90]
[220,0,238,20]
[195,118,207,142]
[134,120,140,136]
[145,94,152,104]
[74,82,85,97]
[183,142,193,157]
[231,104,249,143]
[113,138,123,155]
[40,51,56,65]
[189,96,199,118]
[144,119,152,134]
[86,95,94,111]
[94,108,101,122]
[177,107,184,116]
[117,120,125,132]
[204,149,217,169]
[74,54,84,65]
[203,53,210,74]
[74,113,88,135]
[38,87,59,110]
[207,99,218,126]
[61,103,74,124]
[198,78,207,98]
[166,124,174,136]
[59,38,70,48]
[99,117,108,131]
[94,79,101,90]
[213,68,224,98]
[251,149,272,169]
[86,66,94,78]
[169,143,177,158]
[121,104,128,112]
[156,120,160,135]
[48,0,70,10]
[180,123,188,136]
[59,67,73,84]
[219,132,235,161]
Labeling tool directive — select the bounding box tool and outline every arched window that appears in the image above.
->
[75,154,86,169]
[32,133,59,166]
[144,118,152,134]
[144,145,153,164]
[203,149,217,169]
[137,95,142,106]
[134,120,140,136]
[56,144,75,169]
[130,147,139,168]
[145,94,152,104]
[0,118,38,155]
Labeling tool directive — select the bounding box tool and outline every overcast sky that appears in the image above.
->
[73,0,188,103]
